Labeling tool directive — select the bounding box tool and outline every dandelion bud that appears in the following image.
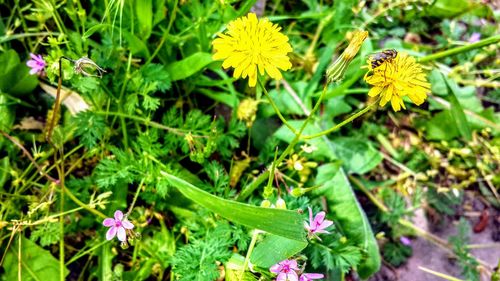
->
[326,30,368,84]
[73,57,106,77]
[275,198,287,209]
[237,98,259,127]
[260,199,272,208]
[120,241,129,249]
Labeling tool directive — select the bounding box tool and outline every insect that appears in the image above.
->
[370,49,398,70]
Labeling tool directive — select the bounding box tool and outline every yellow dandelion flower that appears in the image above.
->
[364,52,430,112]
[212,13,293,87]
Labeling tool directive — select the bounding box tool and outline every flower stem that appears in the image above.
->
[237,84,328,201]
[301,99,378,140]
[418,34,500,63]
[258,78,297,134]
[127,179,145,217]
[241,230,260,277]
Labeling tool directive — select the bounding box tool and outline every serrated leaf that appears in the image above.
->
[161,171,306,241]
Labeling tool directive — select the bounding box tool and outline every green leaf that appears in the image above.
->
[165,52,213,81]
[425,0,471,18]
[442,74,472,141]
[162,171,306,241]
[0,94,14,132]
[0,50,38,95]
[331,137,383,174]
[251,234,308,268]
[424,110,460,141]
[135,0,153,39]
[0,157,9,189]
[315,164,380,279]
[2,237,69,281]
[225,254,258,281]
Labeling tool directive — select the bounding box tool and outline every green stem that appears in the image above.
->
[241,231,260,277]
[127,179,145,216]
[94,111,203,136]
[301,99,378,140]
[62,185,107,219]
[237,84,328,201]
[418,34,500,63]
[258,78,297,134]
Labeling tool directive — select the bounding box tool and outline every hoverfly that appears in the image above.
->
[370,49,398,70]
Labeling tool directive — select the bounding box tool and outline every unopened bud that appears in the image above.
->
[275,198,287,209]
[73,57,106,77]
[135,232,142,240]
[290,187,306,197]
[120,241,129,249]
[326,30,368,84]
[261,199,272,208]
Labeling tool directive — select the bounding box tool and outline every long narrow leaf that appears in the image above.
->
[161,171,306,241]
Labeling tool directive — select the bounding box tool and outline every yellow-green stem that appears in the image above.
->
[301,99,378,140]
[241,231,260,277]
[418,34,500,63]
[258,79,297,134]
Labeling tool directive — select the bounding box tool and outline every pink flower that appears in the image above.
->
[26,53,46,75]
[304,207,333,238]
[299,273,324,281]
[270,259,299,281]
[102,210,134,241]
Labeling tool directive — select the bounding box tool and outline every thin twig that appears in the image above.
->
[0,130,58,183]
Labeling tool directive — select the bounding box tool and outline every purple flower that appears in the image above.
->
[270,259,299,281]
[102,210,134,241]
[400,236,412,246]
[26,53,46,75]
[304,207,333,238]
[299,273,324,281]
[468,32,481,43]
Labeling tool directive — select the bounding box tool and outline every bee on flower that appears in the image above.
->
[212,13,293,87]
[364,51,430,111]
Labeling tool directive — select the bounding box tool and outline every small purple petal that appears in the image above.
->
[313,212,326,225]
[300,273,324,281]
[106,226,117,240]
[287,259,298,270]
[29,68,38,75]
[287,271,299,281]
[122,219,134,229]
[270,264,281,273]
[117,226,126,241]
[276,273,287,281]
[468,32,481,43]
[103,218,115,227]
[114,210,124,221]
[400,236,412,246]
[317,220,333,230]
